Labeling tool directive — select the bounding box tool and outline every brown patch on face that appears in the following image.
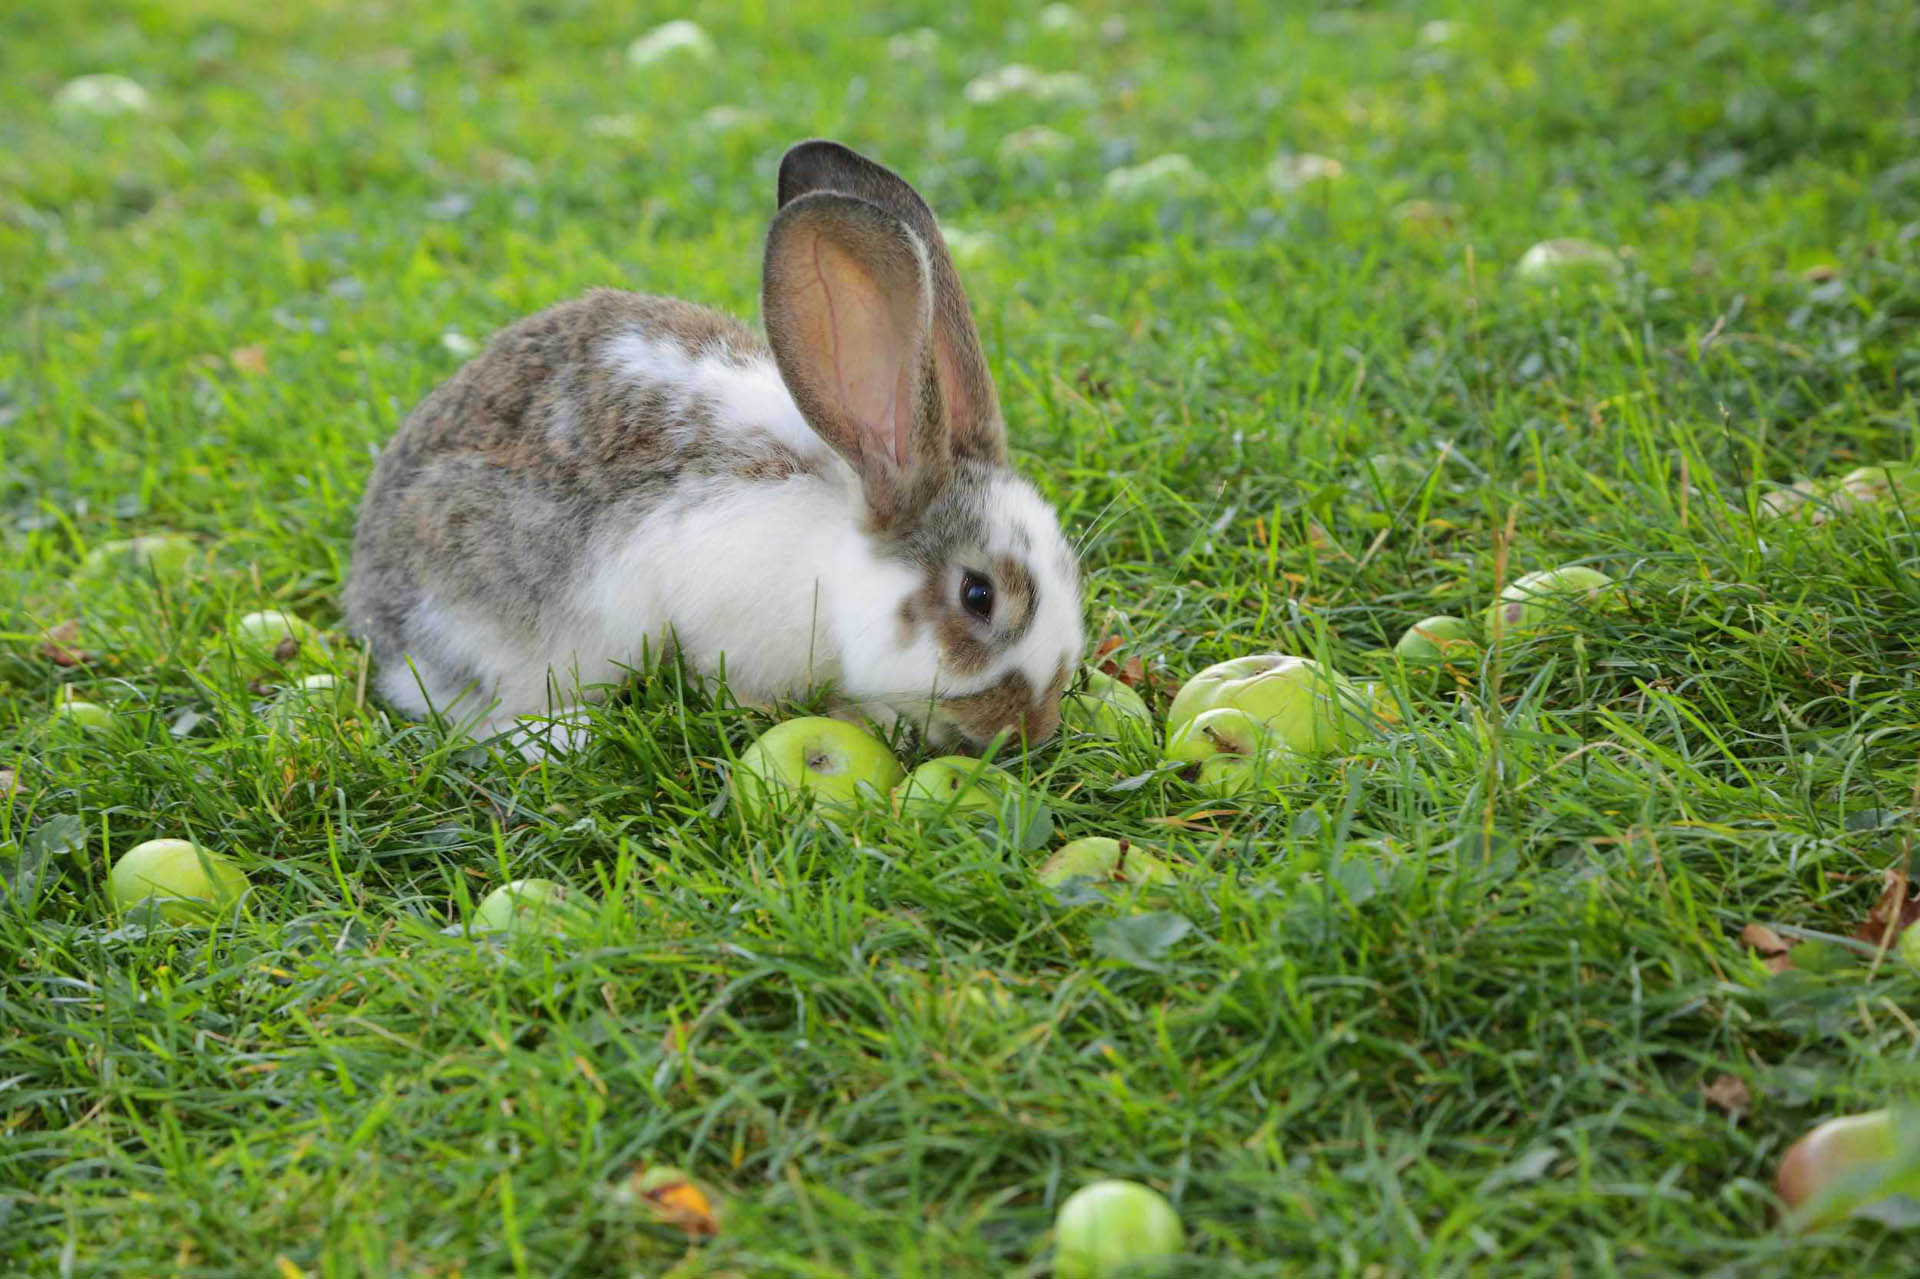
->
[896,555,1042,679]
[898,573,992,676]
[991,555,1036,639]
[942,660,1069,747]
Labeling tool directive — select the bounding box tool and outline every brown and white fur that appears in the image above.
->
[344,140,1084,755]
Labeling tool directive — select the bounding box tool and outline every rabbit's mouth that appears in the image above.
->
[935,670,1063,752]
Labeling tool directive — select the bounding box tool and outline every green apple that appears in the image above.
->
[51,700,114,732]
[1165,654,1361,756]
[1394,615,1478,665]
[1900,926,1920,969]
[1514,237,1621,284]
[1060,669,1153,738]
[471,878,588,936]
[1485,566,1618,641]
[107,838,248,923]
[1776,1109,1920,1230]
[733,716,904,819]
[232,610,317,665]
[81,534,200,583]
[1037,837,1176,891]
[1164,707,1306,797]
[1053,1179,1184,1279]
[266,674,353,734]
[1354,680,1404,727]
[894,755,1014,816]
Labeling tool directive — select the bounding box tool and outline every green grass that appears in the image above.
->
[5,0,1920,1273]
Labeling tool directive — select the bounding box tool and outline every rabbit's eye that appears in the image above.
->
[960,571,995,620]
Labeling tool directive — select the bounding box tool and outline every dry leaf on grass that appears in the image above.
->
[36,621,98,667]
[618,1166,720,1238]
[1851,868,1918,950]
[1703,1073,1752,1119]
[1741,921,1795,974]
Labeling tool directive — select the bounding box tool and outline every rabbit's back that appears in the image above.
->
[344,288,842,720]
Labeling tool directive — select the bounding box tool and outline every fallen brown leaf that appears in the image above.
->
[1703,1073,1752,1119]
[36,621,97,667]
[272,635,302,664]
[1092,635,1123,660]
[629,1166,720,1238]
[229,345,269,375]
[1851,867,1919,950]
[1741,922,1795,974]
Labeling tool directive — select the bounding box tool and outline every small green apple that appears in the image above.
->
[1354,680,1404,727]
[1485,566,1619,642]
[1900,927,1920,969]
[1037,837,1176,891]
[1776,1109,1920,1230]
[232,610,317,664]
[471,878,588,936]
[1060,670,1153,738]
[1514,237,1621,284]
[894,755,1014,816]
[266,674,353,733]
[50,700,114,733]
[1164,706,1308,797]
[1394,616,1478,665]
[81,534,202,583]
[107,838,248,923]
[1165,654,1361,756]
[734,716,904,819]
[1053,1179,1185,1279]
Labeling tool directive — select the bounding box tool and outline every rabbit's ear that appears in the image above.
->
[763,190,952,529]
[776,140,1006,466]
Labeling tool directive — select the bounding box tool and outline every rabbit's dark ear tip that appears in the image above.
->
[777,140,869,207]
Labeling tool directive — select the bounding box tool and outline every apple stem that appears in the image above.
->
[1203,726,1244,756]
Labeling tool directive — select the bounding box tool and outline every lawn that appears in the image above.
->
[5,0,1920,1274]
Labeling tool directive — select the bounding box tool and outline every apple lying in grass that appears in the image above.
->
[1485,566,1619,642]
[1164,707,1307,797]
[1514,237,1621,284]
[81,534,200,584]
[107,838,249,923]
[266,674,352,733]
[1060,669,1152,738]
[1166,654,1361,756]
[471,878,588,936]
[1053,1179,1185,1279]
[1038,837,1176,892]
[50,700,114,733]
[733,716,903,819]
[1395,615,1478,665]
[1776,1108,1920,1230]
[233,610,316,665]
[894,755,1015,816]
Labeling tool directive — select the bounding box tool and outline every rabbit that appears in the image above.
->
[344,139,1085,757]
